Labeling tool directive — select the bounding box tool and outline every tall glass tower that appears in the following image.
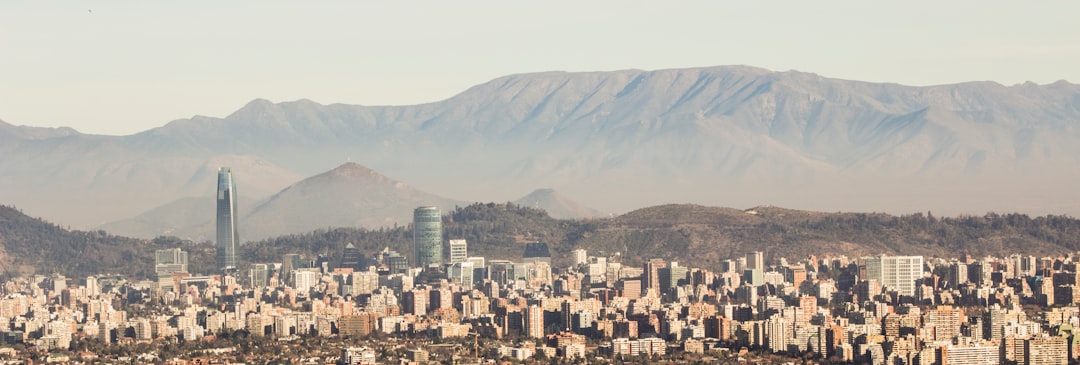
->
[216,167,239,271]
[413,206,443,268]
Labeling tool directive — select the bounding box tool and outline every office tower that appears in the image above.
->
[282,253,302,285]
[720,260,736,273]
[447,239,468,265]
[488,260,516,286]
[467,257,486,286]
[349,270,379,296]
[864,255,923,297]
[155,248,188,275]
[402,287,430,316]
[216,167,240,271]
[341,243,364,271]
[379,248,409,274]
[85,276,99,296]
[249,264,269,288]
[572,249,588,266]
[293,269,320,293]
[413,206,443,268]
[746,251,765,271]
[644,258,667,296]
[968,261,987,286]
[659,262,688,296]
[523,242,552,265]
[947,261,968,289]
[448,262,475,290]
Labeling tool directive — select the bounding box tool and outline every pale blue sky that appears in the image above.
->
[2,1,1078,135]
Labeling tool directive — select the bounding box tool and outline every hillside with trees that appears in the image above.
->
[246,203,1080,270]
[0,205,193,278]
[3,203,1080,279]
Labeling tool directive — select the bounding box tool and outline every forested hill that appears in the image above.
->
[4,203,1080,278]
[0,205,155,278]
[247,203,1080,270]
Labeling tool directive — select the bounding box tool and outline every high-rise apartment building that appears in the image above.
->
[413,207,443,268]
[216,167,240,271]
[864,255,923,297]
[1025,336,1068,365]
[524,304,545,338]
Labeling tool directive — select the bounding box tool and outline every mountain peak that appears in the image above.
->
[514,188,604,220]
[325,162,387,180]
[226,98,277,119]
[242,163,463,240]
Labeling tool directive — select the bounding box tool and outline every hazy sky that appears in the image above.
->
[2,1,1078,136]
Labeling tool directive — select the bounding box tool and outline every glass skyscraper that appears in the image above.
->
[216,167,239,271]
[413,206,443,268]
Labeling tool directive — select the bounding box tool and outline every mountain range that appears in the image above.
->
[3,65,1080,235]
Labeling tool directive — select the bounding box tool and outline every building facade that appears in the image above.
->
[447,239,468,265]
[864,255,923,297]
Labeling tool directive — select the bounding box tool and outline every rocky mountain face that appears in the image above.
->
[3,66,1080,234]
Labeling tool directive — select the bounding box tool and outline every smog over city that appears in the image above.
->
[1,2,1079,364]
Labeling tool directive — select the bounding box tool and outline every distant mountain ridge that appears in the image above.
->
[3,66,1080,230]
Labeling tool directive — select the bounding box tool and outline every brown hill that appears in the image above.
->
[241,162,465,241]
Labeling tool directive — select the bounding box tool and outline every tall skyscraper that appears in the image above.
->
[216,167,240,271]
[413,206,443,268]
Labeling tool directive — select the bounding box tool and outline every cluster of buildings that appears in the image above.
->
[3,168,1080,365]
